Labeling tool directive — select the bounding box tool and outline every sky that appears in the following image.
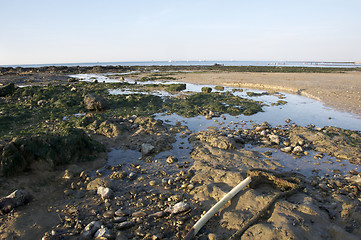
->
[1,0,360,65]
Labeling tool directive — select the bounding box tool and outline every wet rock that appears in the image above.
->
[132,211,146,217]
[84,93,108,111]
[166,155,178,164]
[116,221,135,230]
[103,210,115,218]
[349,170,359,175]
[110,171,126,180]
[86,177,112,190]
[165,202,191,214]
[149,180,157,186]
[208,233,217,240]
[128,172,137,180]
[281,146,293,153]
[285,118,291,123]
[141,143,155,156]
[114,216,127,223]
[292,146,303,154]
[201,87,212,93]
[62,165,83,180]
[97,186,114,200]
[97,120,123,138]
[81,221,102,239]
[268,134,280,145]
[0,83,16,97]
[149,211,166,218]
[0,190,32,215]
[94,226,113,239]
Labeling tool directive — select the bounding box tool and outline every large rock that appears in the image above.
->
[86,177,112,190]
[84,93,108,111]
[0,83,16,97]
[0,190,31,215]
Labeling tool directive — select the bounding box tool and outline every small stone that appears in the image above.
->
[149,180,157,186]
[110,171,127,180]
[283,141,291,147]
[97,187,113,200]
[81,221,102,239]
[128,172,137,180]
[94,226,113,239]
[349,170,359,175]
[285,118,291,123]
[268,134,280,145]
[281,146,293,153]
[114,216,127,223]
[166,156,178,164]
[148,211,166,218]
[116,221,135,230]
[165,202,191,214]
[292,146,303,154]
[103,210,115,219]
[132,211,146,217]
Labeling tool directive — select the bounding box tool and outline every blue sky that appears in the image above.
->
[1,0,360,65]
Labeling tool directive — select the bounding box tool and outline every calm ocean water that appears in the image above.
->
[2,60,361,68]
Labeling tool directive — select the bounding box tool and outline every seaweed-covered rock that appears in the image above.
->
[0,83,16,97]
[84,93,108,111]
[0,128,104,176]
[201,87,212,93]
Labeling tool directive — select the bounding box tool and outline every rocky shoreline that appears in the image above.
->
[0,67,360,239]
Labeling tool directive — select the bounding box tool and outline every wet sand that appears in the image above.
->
[173,71,361,116]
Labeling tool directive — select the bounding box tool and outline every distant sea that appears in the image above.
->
[2,60,361,68]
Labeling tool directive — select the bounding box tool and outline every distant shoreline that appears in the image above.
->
[1,60,361,68]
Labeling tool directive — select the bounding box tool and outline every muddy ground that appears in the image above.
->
[0,67,361,240]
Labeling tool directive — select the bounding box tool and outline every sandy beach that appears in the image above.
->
[173,71,361,116]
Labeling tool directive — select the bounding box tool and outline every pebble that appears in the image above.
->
[97,186,114,200]
[292,146,303,154]
[103,210,115,219]
[165,202,191,214]
[114,216,127,223]
[149,180,157,186]
[281,146,293,153]
[148,211,166,218]
[132,211,146,217]
[81,221,102,239]
[94,226,113,239]
[166,156,178,164]
[116,221,135,230]
[187,184,195,190]
[128,172,137,180]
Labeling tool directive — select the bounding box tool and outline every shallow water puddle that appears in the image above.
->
[72,73,361,178]
[244,144,360,178]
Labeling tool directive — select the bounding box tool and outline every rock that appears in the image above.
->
[116,221,135,230]
[349,170,359,175]
[149,180,156,186]
[292,146,303,154]
[94,226,113,239]
[165,202,191,214]
[97,121,123,138]
[0,83,16,97]
[110,171,126,180]
[132,211,146,217]
[97,186,114,200]
[84,93,108,111]
[0,190,31,215]
[141,143,155,156]
[62,164,83,180]
[128,172,137,180]
[103,210,115,218]
[285,118,291,123]
[148,211,166,218]
[81,221,102,239]
[86,177,112,190]
[114,216,127,223]
[201,87,212,93]
[166,155,178,164]
[208,233,217,240]
[268,134,280,145]
[281,146,293,153]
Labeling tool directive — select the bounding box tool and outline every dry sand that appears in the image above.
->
[173,71,361,116]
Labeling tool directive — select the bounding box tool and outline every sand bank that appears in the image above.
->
[173,71,361,116]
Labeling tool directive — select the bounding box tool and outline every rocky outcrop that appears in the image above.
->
[0,83,16,97]
[0,128,104,176]
[84,93,108,111]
